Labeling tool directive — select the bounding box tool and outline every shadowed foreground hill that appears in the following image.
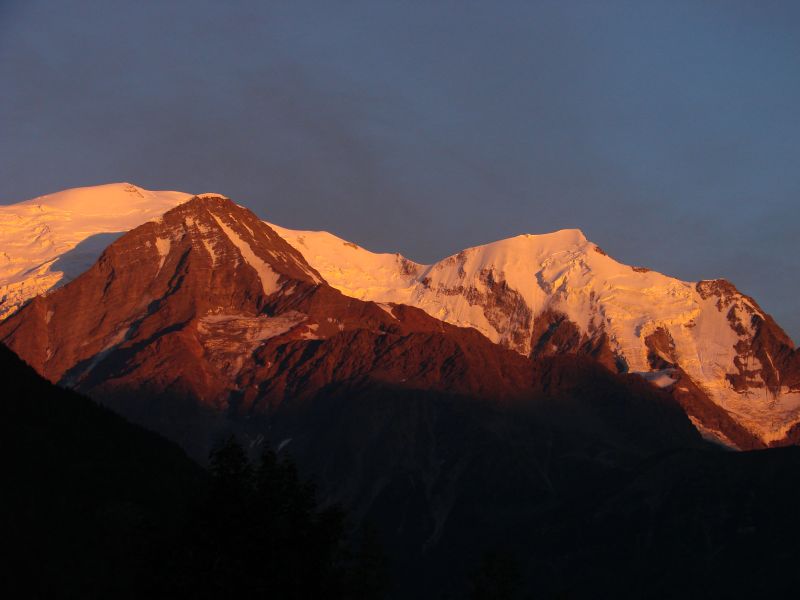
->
[0,344,379,599]
[514,445,800,599]
[0,343,204,596]
[267,366,800,598]
[5,339,800,598]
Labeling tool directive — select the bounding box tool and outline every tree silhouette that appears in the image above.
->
[167,436,386,599]
[469,550,522,600]
[344,522,391,600]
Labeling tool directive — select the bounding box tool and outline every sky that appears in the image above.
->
[1,0,798,340]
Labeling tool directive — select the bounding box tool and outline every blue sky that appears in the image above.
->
[1,0,798,339]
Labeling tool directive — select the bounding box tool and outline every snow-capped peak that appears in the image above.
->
[196,192,230,200]
[0,182,192,319]
[13,182,187,213]
[272,222,800,447]
[1,182,798,448]
[495,228,588,246]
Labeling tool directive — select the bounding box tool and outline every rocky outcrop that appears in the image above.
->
[644,326,677,370]
[529,309,623,372]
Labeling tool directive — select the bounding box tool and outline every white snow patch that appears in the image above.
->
[201,238,219,267]
[211,214,280,294]
[154,237,171,272]
[634,369,678,388]
[688,416,738,449]
[377,303,397,320]
[71,324,133,382]
[198,311,306,341]
[197,311,308,377]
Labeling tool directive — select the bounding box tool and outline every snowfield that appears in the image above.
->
[0,183,190,319]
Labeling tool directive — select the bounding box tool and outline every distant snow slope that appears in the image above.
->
[267,224,424,303]
[272,224,800,445]
[0,183,191,319]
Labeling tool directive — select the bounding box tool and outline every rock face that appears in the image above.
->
[274,224,800,447]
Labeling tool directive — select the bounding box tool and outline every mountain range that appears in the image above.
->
[2,183,798,450]
[4,182,800,597]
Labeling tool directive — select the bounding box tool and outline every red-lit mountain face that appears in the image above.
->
[0,195,528,402]
[0,195,702,455]
[3,184,799,449]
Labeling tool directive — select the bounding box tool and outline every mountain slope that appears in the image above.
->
[0,182,190,319]
[0,196,716,597]
[0,342,203,597]
[268,222,425,304]
[7,321,800,599]
[0,341,378,599]
[1,183,797,447]
[0,194,703,458]
[273,224,800,446]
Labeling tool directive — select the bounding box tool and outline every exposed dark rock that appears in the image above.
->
[696,279,800,397]
[529,310,621,372]
[644,326,677,369]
